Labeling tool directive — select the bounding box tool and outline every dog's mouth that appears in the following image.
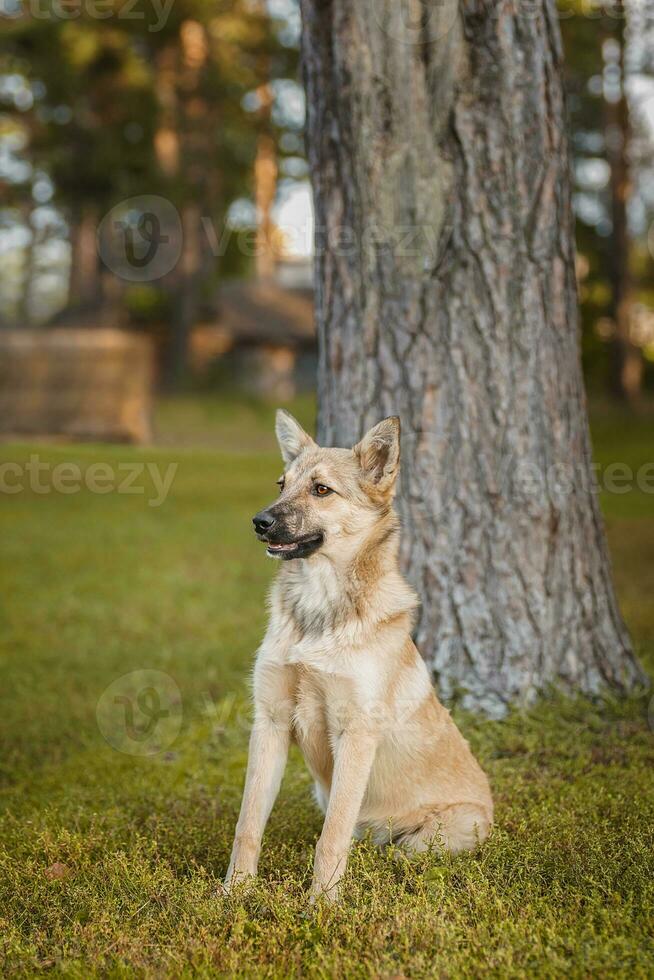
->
[259,531,324,560]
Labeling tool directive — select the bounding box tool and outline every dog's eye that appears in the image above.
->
[277,478,285,493]
[313,484,333,497]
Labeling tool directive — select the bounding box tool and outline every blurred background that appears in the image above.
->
[0,0,653,442]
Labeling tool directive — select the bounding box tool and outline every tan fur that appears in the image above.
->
[225,412,493,900]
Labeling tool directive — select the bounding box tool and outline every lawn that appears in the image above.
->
[1,397,653,978]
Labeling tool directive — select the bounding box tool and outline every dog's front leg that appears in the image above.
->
[225,713,290,889]
[310,732,377,902]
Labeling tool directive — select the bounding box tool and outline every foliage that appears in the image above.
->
[2,2,653,394]
[0,398,652,977]
[0,2,300,333]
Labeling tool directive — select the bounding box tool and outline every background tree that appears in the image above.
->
[560,0,654,402]
[0,1,299,380]
[300,0,647,713]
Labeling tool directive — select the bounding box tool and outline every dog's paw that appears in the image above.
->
[220,868,256,897]
[216,878,232,897]
[309,881,340,906]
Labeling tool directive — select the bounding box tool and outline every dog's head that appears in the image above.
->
[252,410,401,561]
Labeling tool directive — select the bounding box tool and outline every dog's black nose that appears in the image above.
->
[253,511,276,534]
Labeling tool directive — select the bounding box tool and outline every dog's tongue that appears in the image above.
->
[267,542,297,552]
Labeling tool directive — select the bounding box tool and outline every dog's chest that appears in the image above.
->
[291,665,357,744]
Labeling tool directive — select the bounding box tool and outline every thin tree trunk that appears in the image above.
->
[165,201,203,387]
[254,94,279,282]
[18,207,36,326]
[155,31,204,387]
[605,3,643,403]
[154,44,180,180]
[68,205,101,310]
[253,0,279,281]
[301,0,647,714]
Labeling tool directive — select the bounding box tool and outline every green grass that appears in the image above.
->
[1,396,653,978]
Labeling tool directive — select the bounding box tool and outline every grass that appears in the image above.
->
[1,395,653,978]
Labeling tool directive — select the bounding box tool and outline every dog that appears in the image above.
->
[225,410,493,900]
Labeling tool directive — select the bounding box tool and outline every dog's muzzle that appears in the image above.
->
[252,509,323,560]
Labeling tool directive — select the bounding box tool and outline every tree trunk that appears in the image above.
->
[300,0,647,714]
[254,101,279,282]
[69,205,102,310]
[164,201,203,388]
[605,3,643,404]
[18,207,36,326]
[158,21,225,387]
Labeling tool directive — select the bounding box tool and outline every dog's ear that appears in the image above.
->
[275,409,316,465]
[354,416,401,491]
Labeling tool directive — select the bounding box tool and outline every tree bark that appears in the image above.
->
[300,0,647,714]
